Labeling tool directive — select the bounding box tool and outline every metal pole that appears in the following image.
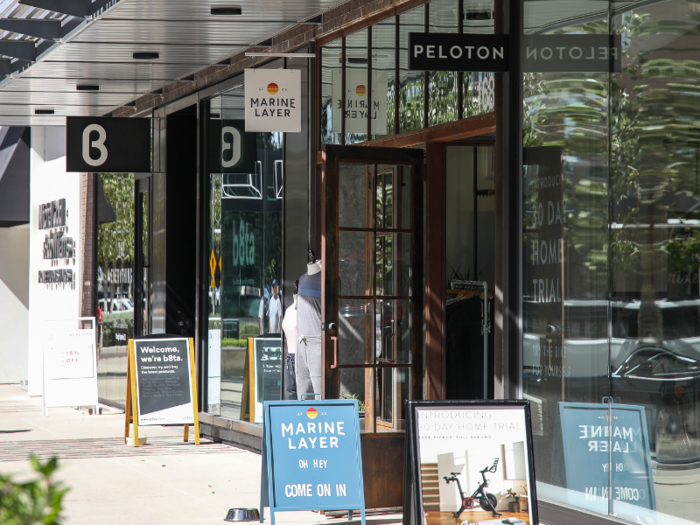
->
[483,281,488,399]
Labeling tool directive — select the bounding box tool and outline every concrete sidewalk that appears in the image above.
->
[0,385,401,525]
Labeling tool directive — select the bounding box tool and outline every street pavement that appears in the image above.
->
[0,384,402,525]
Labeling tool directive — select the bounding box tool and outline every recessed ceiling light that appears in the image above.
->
[211,6,242,15]
[77,84,99,91]
[133,52,159,60]
[35,109,54,115]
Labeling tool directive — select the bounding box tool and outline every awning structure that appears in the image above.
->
[0,0,336,126]
[0,125,29,225]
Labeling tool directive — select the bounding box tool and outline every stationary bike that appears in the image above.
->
[443,458,502,518]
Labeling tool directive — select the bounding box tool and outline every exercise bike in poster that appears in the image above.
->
[404,400,537,525]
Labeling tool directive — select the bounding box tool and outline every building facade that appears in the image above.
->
[1,0,698,524]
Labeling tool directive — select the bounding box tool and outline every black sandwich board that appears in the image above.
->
[124,336,200,446]
[404,400,538,525]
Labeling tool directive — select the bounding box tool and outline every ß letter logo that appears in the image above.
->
[221,126,242,168]
[82,124,108,167]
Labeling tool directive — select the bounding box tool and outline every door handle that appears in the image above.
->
[330,336,339,369]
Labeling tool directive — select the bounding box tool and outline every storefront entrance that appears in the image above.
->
[321,145,424,508]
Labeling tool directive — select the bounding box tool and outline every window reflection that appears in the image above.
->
[522,0,700,523]
[206,85,284,421]
[96,172,135,408]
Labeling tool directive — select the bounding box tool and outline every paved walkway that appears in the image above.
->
[0,385,401,525]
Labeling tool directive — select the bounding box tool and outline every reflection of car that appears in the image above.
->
[612,344,700,464]
[612,346,700,382]
[99,298,134,313]
[524,298,700,463]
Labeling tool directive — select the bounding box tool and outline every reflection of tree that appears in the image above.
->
[522,22,610,301]
[264,208,282,285]
[523,6,700,331]
[98,173,134,312]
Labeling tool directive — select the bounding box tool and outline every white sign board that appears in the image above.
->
[332,70,388,135]
[46,328,94,380]
[43,317,98,415]
[207,329,221,406]
[245,68,301,133]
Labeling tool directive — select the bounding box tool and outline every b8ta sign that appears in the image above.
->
[66,117,151,172]
[245,68,301,133]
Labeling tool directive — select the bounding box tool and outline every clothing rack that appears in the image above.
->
[450,279,491,399]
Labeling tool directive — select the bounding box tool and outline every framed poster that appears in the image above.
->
[405,400,538,525]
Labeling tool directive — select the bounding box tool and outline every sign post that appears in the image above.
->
[260,399,366,525]
[125,337,200,446]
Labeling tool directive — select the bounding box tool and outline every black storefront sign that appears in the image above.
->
[523,35,622,73]
[409,33,509,72]
[209,119,257,174]
[66,117,151,173]
[409,33,621,73]
[255,337,282,405]
[134,338,192,417]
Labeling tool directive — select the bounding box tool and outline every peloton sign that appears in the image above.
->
[66,117,151,172]
[409,33,621,73]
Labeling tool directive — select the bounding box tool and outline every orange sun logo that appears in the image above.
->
[355,85,366,96]
[306,408,318,419]
[267,83,279,95]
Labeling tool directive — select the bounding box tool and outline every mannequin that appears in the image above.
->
[295,250,323,398]
[281,281,299,400]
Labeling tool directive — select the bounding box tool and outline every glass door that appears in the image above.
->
[134,177,150,337]
[321,145,423,510]
[321,145,424,431]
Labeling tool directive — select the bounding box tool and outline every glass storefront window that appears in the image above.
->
[372,17,396,140]
[463,1,496,117]
[320,0,496,145]
[428,0,459,126]
[96,172,135,407]
[399,5,426,133]
[521,0,700,523]
[206,82,284,422]
[321,38,342,144]
[344,28,369,144]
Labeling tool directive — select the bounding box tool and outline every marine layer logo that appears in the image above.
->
[306,408,318,419]
[267,82,279,95]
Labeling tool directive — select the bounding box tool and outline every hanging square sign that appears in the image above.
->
[245,68,302,133]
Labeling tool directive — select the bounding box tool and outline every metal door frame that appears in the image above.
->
[134,176,151,337]
[320,144,424,407]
